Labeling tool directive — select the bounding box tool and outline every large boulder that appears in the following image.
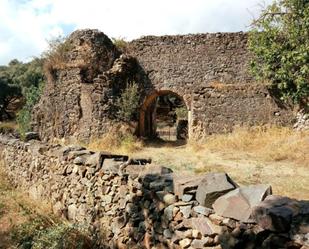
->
[196,173,237,208]
[213,184,272,222]
[251,195,306,233]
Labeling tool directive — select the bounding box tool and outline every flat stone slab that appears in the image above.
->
[213,184,272,222]
[196,172,237,208]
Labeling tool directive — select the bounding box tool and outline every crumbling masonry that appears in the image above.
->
[32,29,294,142]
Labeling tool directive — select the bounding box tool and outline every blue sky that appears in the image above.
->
[0,0,273,65]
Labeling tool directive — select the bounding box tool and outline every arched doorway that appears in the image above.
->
[139,90,189,141]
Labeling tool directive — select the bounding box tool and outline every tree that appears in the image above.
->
[0,79,22,120]
[249,0,309,107]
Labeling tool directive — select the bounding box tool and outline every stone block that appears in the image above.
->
[251,195,303,232]
[193,206,214,216]
[173,174,204,198]
[196,173,237,208]
[213,184,272,222]
[182,217,222,236]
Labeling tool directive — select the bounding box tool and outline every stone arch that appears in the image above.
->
[139,90,191,139]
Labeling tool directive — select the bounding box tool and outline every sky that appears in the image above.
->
[0,0,273,65]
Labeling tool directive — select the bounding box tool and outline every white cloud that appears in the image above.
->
[0,0,273,65]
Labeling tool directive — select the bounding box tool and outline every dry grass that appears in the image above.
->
[0,158,53,248]
[132,126,309,200]
[0,157,93,249]
[194,126,309,165]
[43,36,74,82]
[0,122,18,134]
[88,131,144,154]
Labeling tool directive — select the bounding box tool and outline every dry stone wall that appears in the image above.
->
[32,29,294,142]
[1,135,308,249]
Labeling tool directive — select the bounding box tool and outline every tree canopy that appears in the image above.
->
[249,0,309,107]
[0,58,44,91]
[0,58,44,122]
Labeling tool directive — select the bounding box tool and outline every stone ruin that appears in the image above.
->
[0,135,308,249]
[32,29,295,142]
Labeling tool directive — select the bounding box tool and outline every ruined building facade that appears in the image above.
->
[32,29,294,142]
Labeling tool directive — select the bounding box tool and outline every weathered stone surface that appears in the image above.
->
[179,238,192,248]
[31,29,294,143]
[209,214,224,225]
[182,194,193,202]
[85,152,103,168]
[213,184,272,222]
[124,164,146,178]
[251,195,305,233]
[61,145,86,156]
[180,205,192,219]
[193,206,214,216]
[222,218,237,229]
[73,156,86,165]
[139,164,173,177]
[164,205,176,221]
[163,229,172,239]
[183,217,222,236]
[101,158,123,173]
[196,173,237,208]
[163,193,178,205]
[191,237,215,248]
[111,217,126,236]
[173,174,204,198]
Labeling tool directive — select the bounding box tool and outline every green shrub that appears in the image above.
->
[115,81,140,122]
[32,224,92,249]
[11,217,47,249]
[17,84,44,139]
[11,218,93,249]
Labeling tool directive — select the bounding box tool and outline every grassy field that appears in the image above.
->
[90,126,309,200]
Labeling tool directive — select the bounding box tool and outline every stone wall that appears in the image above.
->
[128,33,294,138]
[1,135,308,249]
[32,29,294,142]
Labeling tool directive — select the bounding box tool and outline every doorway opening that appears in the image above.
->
[139,91,188,142]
